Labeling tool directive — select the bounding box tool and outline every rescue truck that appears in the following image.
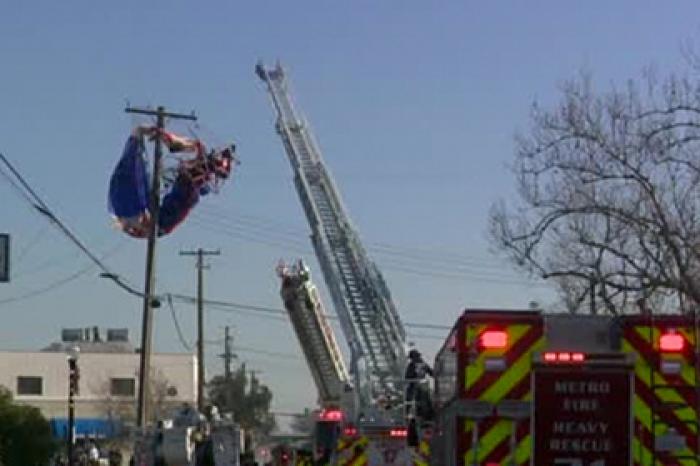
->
[432,309,699,466]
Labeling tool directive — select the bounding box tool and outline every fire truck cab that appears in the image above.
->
[432,309,699,466]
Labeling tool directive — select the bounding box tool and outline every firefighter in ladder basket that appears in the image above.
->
[405,348,435,444]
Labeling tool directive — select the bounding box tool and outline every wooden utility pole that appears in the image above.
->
[180,247,220,412]
[249,369,264,395]
[219,326,236,413]
[221,325,236,380]
[125,105,197,428]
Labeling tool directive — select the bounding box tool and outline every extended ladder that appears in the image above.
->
[257,62,406,412]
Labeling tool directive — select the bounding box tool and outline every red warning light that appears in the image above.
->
[390,428,408,437]
[543,352,586,363]
[480,330,508,349]
[319,409,343,421]
[660,332,685,352]
[343,426,358,437]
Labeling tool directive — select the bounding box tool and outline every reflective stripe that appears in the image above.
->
[461,320,544,465]
[623,321,698,466]
[336,436,368,466]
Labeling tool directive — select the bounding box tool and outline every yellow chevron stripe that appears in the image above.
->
[419,438,430,457]
[633,326,697,388]
[481,336,544,403]
[625,328,698,466]
[515,434,531,465]
[465,323,533,391]
[411,452,429,466]
[465,323,487,390]
[631,374,699,465]
[625,335,698,434]
[462,323,542,464]
[336,436,369,466]
[464,419,517,464]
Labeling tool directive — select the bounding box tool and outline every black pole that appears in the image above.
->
[125,105,196,428]
[224,326,232,380]
[136,106,164,428]
[180,248,220,412]
[197,248,204,411]
[67,357,77,466]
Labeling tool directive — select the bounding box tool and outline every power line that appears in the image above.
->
[166,294,193,351]
[195,206,514,268]
[169,293,451,331]
[0,262,95,305]
[0,152,149,301]
[190,212,549,287]
[0,241,127,306]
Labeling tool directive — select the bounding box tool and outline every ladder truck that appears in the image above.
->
[257,62,421,464]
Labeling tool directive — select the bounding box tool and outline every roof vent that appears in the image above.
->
[107,329,129,342]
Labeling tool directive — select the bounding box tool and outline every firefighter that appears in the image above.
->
[405,349,434,421]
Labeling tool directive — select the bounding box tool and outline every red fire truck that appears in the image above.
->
[432,309,699,466]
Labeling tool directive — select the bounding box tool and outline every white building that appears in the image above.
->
[0,327,197,438]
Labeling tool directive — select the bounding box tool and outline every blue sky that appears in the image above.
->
[1,1,698,419]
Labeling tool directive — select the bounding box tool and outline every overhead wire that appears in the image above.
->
[166,294,193,351]
[13,225,50,265]
[0,262,96,305]
[191,209,548,287]
[0,240,127,306]
[196,206,515,268]
[168,293,451,331]
[0,152,150,301]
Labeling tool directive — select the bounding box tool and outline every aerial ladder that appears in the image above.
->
[256,62,407,421]
[277,260,351,409]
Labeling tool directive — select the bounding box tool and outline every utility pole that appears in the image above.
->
[125,105,197,428]
[180,247,220,412]
[249,369,264,395]
[220,325,236,380]
[219,326,236,413]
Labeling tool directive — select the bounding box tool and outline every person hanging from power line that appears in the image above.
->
[108,126,237,238]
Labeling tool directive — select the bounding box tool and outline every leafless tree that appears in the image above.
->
[490,70,700,315]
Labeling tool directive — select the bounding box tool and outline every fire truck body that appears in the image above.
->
[432,309,699,466]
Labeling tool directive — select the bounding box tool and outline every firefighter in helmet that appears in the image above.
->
[405,349,434,422]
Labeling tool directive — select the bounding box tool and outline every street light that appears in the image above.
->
[66,346,80,466]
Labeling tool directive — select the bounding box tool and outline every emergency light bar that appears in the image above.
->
[543,352,586,363]
[659,331,685,352]
[389,428,408,438]
[479,330,508,349]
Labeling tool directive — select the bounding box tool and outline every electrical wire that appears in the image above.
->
[169,293,451,331]
[0,262,96,305]
[196,206,514,268]
[191,208,549,286]
[0,152,150,301]
[0,240,127,306]
[166,294,193,351]
[13,225,50,265]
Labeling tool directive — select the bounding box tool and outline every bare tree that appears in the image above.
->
[490,70,700,315]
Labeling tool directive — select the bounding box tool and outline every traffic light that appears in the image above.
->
[68,358,80,395]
